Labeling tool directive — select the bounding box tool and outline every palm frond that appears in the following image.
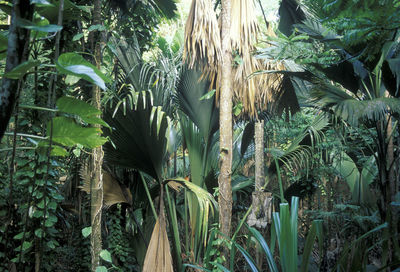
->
[103,91,169,181]
[165,178,218,246]
[109,35,142,92]
[183,0,221,74]
[311,81,400,125]
[176,67,219,144]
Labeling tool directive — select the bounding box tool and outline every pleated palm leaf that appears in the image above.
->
[109,35,143,93]
[175,68,219,262]
[103,90,219,270]
[103,91,168,181]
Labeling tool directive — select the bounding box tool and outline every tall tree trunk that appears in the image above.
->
[0,0,32,142]
[218,0,233,259]
[90,0,104,270]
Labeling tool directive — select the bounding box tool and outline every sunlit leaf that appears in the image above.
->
[50,117,107,149]
[100,250,112,263]
[56,53,111,90]
[82,227,91,238]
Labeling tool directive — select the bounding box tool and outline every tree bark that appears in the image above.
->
[90,0,104,270]
[0,0,32,142]
[218,0,233,259]
[255,120,265,191]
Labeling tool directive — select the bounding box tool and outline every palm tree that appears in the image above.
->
[263,0,400,265]
[183,1,285,256]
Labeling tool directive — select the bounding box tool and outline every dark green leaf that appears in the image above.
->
[88,24,106,32]
[17,18,62,32]
[72,33,84,41]
[104,91,168,181]
[4,60,41,79]
[34,229,43,238]
[14,232,28,240]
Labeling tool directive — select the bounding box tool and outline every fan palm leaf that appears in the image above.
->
[176,67,219,145]
[310,80,400,126]
[103,91,169,181]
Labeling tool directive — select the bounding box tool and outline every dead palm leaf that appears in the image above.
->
[142,189,174,272]
[79,164,132,207]
[183,0,284,118]
[183,0,221,79]
[229,7,284,118]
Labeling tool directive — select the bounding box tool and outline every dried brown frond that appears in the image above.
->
[79,164,132,207]
[230,17,285,118]
[143,190,174,272]
[183,0,221,76]
[183,0,285,118]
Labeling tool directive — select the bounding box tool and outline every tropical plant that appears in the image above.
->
[258,0,400,266]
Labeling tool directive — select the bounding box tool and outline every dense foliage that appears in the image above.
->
[0,0,399,271]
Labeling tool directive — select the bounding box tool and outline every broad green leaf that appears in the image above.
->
[56,96,100,116]
[37,141,69,157]
[22,241,32,251]
[56,53,111,90]
[48,214,57,223]
[47,240,56,249]
[36,0,90,22]
[32,210,43,218]
[31,0,53,5]
[14,232,29,240]
[4,60,41,79]
[82,226,91,238]
[37,199,44,209]
[72,148,81,157]
[45,219,55,227]
[34,229,43,238]
[17,18,62,32]
[100,249,112,263]
[65,74,81,85]
[72,33,84,41]
[95,266,108,272]
[50,117,107,148]
[88,24,106,32]
[32,17,55,38]
[56,96,110,128]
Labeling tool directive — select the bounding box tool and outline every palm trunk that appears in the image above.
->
[218,0,233,259]
[90,0,104,270]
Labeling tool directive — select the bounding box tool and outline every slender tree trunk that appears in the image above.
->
[218,0,233,260]
[255,120,265,191]
[90,0,104,270]
[0,0,32,142]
